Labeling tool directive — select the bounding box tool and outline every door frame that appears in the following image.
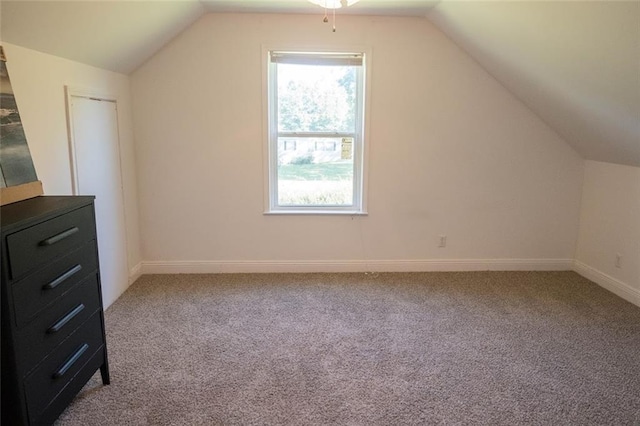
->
[64,86,130,282]
[65,86,119,195]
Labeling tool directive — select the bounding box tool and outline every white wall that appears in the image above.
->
[575,161,640,306]
[2,43,141,307]
[132,13,584,273]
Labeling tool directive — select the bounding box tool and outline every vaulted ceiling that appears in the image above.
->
[429,1,639,167]
[1,0,638,167]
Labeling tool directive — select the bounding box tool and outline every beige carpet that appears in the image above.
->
[56,271,640,425]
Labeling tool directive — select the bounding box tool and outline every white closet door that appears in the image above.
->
[70,96,128,307]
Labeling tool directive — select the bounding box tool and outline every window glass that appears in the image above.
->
[267,51,366,213]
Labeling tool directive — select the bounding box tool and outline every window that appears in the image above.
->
[266,50,367,214]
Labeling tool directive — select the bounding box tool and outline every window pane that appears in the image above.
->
[277,137,354,206]
[277,64,357,134]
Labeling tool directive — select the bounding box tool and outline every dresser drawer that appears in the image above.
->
[24,313,105,421]
[12,241,98,328]
[15,274,102,375]
[2,196,109,426]
[6,205,96,280]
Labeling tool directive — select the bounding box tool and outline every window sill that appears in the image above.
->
[264,210,368,216]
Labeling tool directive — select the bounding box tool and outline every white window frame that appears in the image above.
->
[263,47,371,215]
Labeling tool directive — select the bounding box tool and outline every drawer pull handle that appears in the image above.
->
[43,264,83,290]
[40,227,79,246]
[53,343,89,379]
[47,304,85,334]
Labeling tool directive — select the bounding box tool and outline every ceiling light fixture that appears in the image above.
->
[308,0,360,8]
[308,0,361,32]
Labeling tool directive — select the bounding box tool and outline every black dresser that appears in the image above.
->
[1,196,110,425]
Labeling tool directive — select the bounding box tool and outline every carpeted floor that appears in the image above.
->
[56,271,640,425]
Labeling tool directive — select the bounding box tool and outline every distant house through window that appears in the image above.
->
[315,141,337,151]
[265,50,368,214]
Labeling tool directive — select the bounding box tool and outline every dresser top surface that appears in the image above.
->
[1,196,95,233]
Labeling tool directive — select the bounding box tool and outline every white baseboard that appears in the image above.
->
[141,258,573,275]
[129,262,143,284]
[128,259,640,309]
[573,260,640,308]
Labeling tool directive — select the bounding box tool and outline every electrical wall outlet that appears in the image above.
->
[438,235,447,248]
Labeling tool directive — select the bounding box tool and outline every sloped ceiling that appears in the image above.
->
[0,0,638,166]
[429,1,640,167]
[0,0,438,74]
[0,0,205,74]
